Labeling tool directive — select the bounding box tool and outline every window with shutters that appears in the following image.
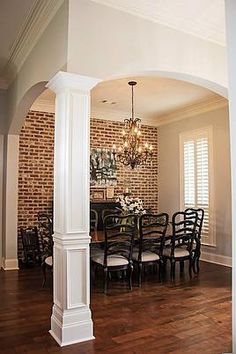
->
[179,127,215,246]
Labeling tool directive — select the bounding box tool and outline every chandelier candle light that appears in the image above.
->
[112,81,153,169]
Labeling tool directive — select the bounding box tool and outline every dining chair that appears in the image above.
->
[91,213,137,294]
[163,210,198,280]
[38,212,53,287]
[20,226,41,265]
[133,213,169,286]
[90,209,99,241]
[101,208,122,224]
[185,208,204,274]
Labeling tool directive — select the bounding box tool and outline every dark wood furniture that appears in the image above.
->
[90,200,120,231]
[185,207,204,274]
[38,213,53,287]
[91,214,137,294]
[90,209,99,241]
[163,210,198,279]
[20,226,41,265]
[133,213,169,286]
[101,208,121,223]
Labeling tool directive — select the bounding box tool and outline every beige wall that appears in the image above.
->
[1,135,19,269]
[67,0,227,96]
[7,0,68,134]
[158,106,231,258]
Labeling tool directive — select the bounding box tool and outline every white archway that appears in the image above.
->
[8,68,230,346]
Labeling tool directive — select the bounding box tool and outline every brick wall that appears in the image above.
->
[18,110,55,257]
[18,112,158,256]
[90,118,158,212]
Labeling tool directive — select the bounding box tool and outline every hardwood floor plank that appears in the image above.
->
[0,261,232,353]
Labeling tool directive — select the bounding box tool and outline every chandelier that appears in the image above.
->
[112,81,153,169]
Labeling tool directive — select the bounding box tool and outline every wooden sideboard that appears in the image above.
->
[90,200,120,231]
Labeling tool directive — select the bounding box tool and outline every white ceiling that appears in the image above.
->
[0,0,36,72]
[0,0,226,88]
[34,76,221,122]
[91,0,226,46]
[92,77,220,120]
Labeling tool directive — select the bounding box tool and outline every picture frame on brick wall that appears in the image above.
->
[106,186,115,199]
[91,189,106,201]
[90,148,117,187]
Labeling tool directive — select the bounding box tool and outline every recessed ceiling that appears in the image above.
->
[91,76,220,120]
[33,76,222,122]
[90,0,226,45]
[0,0,36,72]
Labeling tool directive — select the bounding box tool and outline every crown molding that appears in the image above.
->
[2,0,64,87]
[91,107,156,126]
[31,94,228,127]
[155,95,228,127]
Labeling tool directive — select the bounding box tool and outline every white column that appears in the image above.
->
[225,1,236,353]
[47,71,101,346]
[2,134,19,270]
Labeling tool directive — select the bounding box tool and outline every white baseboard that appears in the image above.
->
[201,251,232,267]
[2,258,19,270]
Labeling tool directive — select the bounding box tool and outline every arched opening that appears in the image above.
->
[7,69,230,352]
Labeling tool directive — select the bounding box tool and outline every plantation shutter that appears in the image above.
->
[181,128,214,245]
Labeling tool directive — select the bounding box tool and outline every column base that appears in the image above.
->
[2,258,19,270]
[50,305,95,347]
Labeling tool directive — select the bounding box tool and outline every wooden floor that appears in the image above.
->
[0,262,232,354]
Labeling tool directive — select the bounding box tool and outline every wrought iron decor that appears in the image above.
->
[90,148,117,187]
[112,81,153,169]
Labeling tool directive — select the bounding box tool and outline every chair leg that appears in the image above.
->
[158,261,162,282]
[196,255,200,273]
[42,262,46,287]
[128,264,133,291]
[162,258,167,274]
[138,263,142,287]
[170,260,175,280]
[180,260,184,274]
[104,267,109,294]
[189,258,192,278]
[192,256,197,274]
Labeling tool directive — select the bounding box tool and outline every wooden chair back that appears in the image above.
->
[20,226,41,264]
[185,207,204,239]
[139,213,169,259]
[171,210,198,255]
[38,212,53,257]
[103,214,137,267]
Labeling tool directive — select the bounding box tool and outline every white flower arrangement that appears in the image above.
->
[116,195,146,215]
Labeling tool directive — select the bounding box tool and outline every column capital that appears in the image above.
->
[46,71,102,94]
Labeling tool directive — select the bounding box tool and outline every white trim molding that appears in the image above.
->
[156,95,228,127]
[47,72,101,346]
[201,251,232,268]
[2,258,19,270]
[2,0,64,86]
[179,126,216,247]
[32,93,228,128]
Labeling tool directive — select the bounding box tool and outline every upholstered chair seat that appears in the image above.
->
[92,253,129,267]
[163,248,189,258]
[45,256,53,267]
[132,251,160,262]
